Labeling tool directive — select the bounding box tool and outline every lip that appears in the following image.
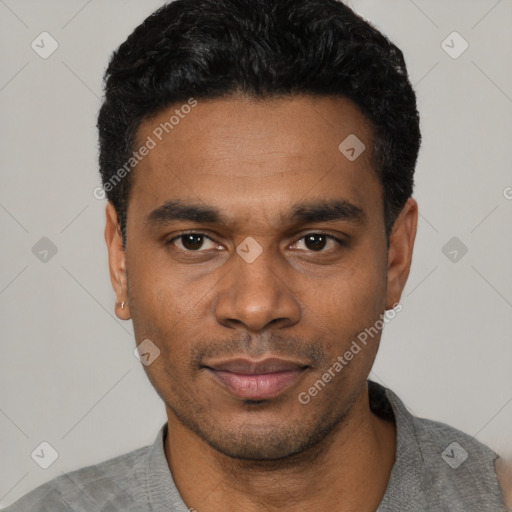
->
[203,357,309,400]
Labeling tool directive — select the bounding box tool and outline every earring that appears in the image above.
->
[117,301,126,310]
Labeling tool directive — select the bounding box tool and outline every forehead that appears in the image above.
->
[129,94,381,230]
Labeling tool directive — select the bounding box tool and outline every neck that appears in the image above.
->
[164,383,396,512]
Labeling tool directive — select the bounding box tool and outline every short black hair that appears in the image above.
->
[97,0,421,249]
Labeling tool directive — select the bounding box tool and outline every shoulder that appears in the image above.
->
[2,445,150,512]
[379,384,507,510]
[410,414,505,508]
[383,384,501,477]
[412,413,497,462]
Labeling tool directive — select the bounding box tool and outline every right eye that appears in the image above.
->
[166,232,221,252]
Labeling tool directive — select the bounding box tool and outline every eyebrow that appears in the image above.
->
[145,199,366,228]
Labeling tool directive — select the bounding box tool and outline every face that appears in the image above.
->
[105,94,417,461]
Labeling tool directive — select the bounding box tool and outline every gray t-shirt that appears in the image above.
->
[3,381,506,511]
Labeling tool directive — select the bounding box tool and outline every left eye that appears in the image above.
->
[291,233,344,252]
[167,232,344,253]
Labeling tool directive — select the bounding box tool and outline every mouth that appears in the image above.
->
[202,357,310,400]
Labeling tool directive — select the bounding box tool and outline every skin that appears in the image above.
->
[105,94,418,511]
[496,458,512,510]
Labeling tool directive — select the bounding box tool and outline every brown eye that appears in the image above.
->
[293,233,345,252]
[304,234,327,251]
[180,234,205,250]
[167,232,218,252]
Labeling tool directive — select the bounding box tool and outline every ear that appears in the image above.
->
[385,198,418,310]
[105,202,131,320]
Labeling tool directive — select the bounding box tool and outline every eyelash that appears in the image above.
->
[165,231,347,254]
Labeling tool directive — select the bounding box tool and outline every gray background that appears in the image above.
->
[1,0,511,507]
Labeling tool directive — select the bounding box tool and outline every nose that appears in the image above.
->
[213,242,301,332]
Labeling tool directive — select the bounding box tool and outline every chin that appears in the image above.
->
[197,411,346,463]
[205,430,311,461]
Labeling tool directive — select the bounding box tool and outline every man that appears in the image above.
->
[4,0,511,510]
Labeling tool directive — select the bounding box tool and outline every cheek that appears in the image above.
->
[349,236,388,306]
[306,250,387,359]
[128,248,183,319]
[129,276,207,378]
[313,250,386,316]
